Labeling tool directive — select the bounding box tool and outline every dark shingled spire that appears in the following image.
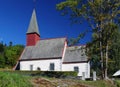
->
[27,9,40,35]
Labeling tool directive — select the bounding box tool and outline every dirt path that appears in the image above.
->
[31,77,91,87]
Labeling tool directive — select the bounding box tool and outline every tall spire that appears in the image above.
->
[26,9,40,46]
[27,9,40,35]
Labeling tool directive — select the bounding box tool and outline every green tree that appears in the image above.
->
[56,0,120,79]
[0,43,4,53]
[9,41,13,47]
[0,43,5,68]
[107,29,120,76]
[0,55,5,68]
[4,45,24,68]
[68,32,86,46]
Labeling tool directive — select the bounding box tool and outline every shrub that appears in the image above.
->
[4,71,77,78]
[29,71,77,78]
[114,80,120,87]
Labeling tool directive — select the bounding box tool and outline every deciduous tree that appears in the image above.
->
[56,0,120,79]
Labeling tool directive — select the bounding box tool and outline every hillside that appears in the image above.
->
[0,71,119,87]
[32,77,116,87]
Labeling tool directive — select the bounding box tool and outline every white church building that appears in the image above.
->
[15,9,90,78]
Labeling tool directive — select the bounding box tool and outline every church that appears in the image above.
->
[15,9,90,78]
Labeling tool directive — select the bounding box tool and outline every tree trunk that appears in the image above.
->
[99,30,104,79]
[105,43,108,79]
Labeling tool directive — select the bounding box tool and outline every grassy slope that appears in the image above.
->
[0,72,32,87]
[78,80,115,87]
[32,77,117,87]
[0,71,119,87]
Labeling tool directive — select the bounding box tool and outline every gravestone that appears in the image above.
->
[93,71,96,81]
[82,72,85,80]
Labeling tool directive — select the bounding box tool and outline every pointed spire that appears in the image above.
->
[27,9,40,35]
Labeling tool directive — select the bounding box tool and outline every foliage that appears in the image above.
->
[38,71,77,78]
[107,30,120,76]
[87,23,120,77]
[5,71,77,78]
[0,55,5,68]
[56,0,120,79]
[114,80,120,87]
[4,45,24,67]
[0,42,24,68]
[0,71,32,87]
[68,31,87,46]
[0,43,4,53]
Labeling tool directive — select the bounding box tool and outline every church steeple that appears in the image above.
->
[27,9,40,35]
[26,9,40,46]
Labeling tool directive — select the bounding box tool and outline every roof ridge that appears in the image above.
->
[40,37,67,40]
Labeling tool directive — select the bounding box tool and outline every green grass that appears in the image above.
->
[0,71,120,87]
[78,80,116,87]
[0,72,33,87]
[114,80,120,87]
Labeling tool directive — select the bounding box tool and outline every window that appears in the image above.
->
[74,66,79,72]
[30,65,33,71]
[37,67,41,71]
[50,63,54,71]
[81,53,85,56]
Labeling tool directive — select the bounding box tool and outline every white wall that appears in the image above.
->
[20,59,90,78]
[62,62,90,78]
[20,59,62,71]
[87,62,90,78]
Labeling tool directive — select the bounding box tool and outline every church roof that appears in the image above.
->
[63,46,88,63]
[27,9,40,35]
[20,38,66,60]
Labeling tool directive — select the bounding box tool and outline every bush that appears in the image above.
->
[4,71,77,78]
[114,80,120,87]
[33,71,77,78]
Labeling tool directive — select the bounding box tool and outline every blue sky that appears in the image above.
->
[0,0,91,46]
